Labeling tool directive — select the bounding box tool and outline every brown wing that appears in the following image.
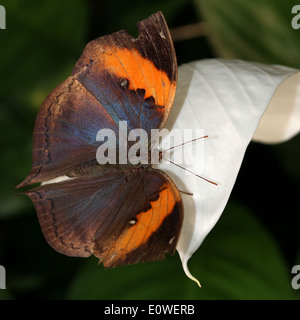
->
[94,168,183,267]
[17,11,177,188]
[24,167,183,266]
[73,11,177,134]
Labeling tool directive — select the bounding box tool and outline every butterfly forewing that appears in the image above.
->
[73,11,177,134]
[17,12,176,189]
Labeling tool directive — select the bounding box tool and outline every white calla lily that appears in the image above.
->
[156,59,299,285]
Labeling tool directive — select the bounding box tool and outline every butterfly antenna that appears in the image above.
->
[161,156,218,186]
[161,135,208,153]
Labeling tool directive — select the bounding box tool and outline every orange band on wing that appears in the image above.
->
[106,187,175,260]
[102,47,175,107]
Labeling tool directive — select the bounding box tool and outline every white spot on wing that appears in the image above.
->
[159,30,166,39]
[169,236,175,245]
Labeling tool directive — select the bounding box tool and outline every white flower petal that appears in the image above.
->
[157,59,299,284]
[253,71,300,143]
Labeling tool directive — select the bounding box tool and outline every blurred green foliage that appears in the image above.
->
[67,202,296,300]
[0,0,299,300]
[196,0,300,68]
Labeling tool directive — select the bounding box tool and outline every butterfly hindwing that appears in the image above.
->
[94,168,183,267]
[24,167,183,265]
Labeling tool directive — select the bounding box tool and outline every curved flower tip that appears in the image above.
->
[253,71,300,144]
[181,256,201,287]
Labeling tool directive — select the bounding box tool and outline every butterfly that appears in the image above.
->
[16,12,183,268]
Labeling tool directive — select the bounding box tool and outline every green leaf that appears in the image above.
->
[0,100,34,217]
[0,0,88,102]
[88,0,188,38]
[0,290,13,300]
[270,134,300,183]
[0,0,88,217]
[194,0,300,68]
[67,202,296,299]
[193,202,296,299]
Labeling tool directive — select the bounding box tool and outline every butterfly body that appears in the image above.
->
[17,12,183,267]
[67,160,138,178]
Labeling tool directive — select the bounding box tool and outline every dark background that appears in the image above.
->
[0,0,299,299]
